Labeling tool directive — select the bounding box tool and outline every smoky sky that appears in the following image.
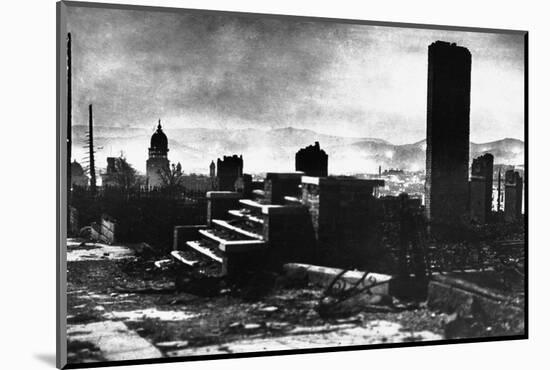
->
[67,6,525,144]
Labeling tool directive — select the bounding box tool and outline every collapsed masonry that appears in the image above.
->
[172,173,386,277]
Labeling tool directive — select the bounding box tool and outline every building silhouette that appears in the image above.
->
[180,173,215,192]
[425,41,472,224]
[504,170,523,222]
[70,160,88,187]
[101,157,121,187]
[146,120,170,189]
[295,141,328,177]
[469,153,494,223]
[209,160,216,178]
[217,155,243,191]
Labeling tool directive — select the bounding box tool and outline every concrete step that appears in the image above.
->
[199,228,253,244]
[239,198,265,211]
[227,209,264,225]
[252,189,265,198]
[174,243,223,276]
[219,239,266,253]
[283,195,302,205]
[211,219,263,240]
[197,229,267,253]
[186,240,224,264]
[238,199,291,214]
[170,250,199,267]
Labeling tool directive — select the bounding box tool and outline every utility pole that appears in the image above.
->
[497,169,502,212]
[67,33,72,202]
[89,104,97,195]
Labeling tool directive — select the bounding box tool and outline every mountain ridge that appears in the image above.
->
[71,126,524,174]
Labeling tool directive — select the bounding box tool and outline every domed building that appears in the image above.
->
[146,120,170,189]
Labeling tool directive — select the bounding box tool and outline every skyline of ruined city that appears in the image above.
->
[67,6,525,149]
[60,4,526,366]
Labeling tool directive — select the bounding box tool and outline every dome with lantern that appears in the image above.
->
[148,119,169,157]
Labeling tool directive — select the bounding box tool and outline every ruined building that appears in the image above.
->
[70,160,88,187]
[173,173,386,276]
[217,155,243,191]
[101,157,121,187]
[180,174,216,192]
[146,120,170,189]
[425,41,472,225]
[301,176,385,266]
[295,141,328,177]
[469,153,494,223]
[504,170,523,222]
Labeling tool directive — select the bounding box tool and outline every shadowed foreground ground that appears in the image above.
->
[66,238,520,364]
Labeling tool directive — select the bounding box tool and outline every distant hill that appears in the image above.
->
[71,125,524,175]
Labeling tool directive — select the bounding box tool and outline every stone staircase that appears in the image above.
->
[172,173,306,278]
[171,172,388,278]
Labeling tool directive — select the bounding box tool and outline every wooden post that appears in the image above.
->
[67,33,72,202]
[497,169,501,212]
[89,104,97,195]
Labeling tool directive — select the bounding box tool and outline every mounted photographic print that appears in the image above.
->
[56,1,527,368]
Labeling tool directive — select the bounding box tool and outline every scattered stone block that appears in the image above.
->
[283,263,392,295]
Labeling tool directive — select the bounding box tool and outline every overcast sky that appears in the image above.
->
[67,5,525,145]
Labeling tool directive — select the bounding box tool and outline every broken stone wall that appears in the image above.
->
[295,141,328,177]
[70,187,207,249]
[301,177,383,268]
[216,155,243,191]
[469,179,488,224]
[206,191,242,225]
[263,206,316,267]
[504,170,523,223]
[263,173,303,204]
[234,174,253,198]
[469,153,494,223]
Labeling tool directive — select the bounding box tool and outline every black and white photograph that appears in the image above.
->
[57,1,526,367]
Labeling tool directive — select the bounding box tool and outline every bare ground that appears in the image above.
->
[65,239,520,364]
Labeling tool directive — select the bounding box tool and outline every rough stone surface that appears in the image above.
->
[67,321,162,361]
[165,320,442,357]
